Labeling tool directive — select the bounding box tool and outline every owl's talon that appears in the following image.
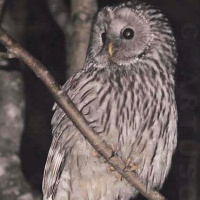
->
[92,151,100,157]
[109,167,123,181]
[109,144,120,159]
[109,151,115,159]
[123,158,137,172]
[48,195,53,200]
[110,166,115,171]
[117,174,123,181]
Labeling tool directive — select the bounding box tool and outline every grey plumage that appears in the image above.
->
[43,1,177,200]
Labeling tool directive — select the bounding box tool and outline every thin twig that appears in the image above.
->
[0,26,166,200]
[0,51,15,58]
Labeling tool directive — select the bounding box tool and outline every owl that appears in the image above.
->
[43,1,177,200]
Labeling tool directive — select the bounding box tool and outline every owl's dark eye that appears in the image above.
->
[101,32,106,44]
[122,28,134,39]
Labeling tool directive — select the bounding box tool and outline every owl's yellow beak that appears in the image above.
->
[108,41,113,57]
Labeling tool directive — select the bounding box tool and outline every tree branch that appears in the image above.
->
[0,27,166,200]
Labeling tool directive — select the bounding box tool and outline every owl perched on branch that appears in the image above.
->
[43,1,177,200]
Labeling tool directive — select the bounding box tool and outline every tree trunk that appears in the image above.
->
[0,0,41,199]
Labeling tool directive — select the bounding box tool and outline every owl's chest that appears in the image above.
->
[70,71,173,131]
[68,75,175,158]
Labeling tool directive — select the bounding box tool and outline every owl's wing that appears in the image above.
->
[42,70,83,199]
[42,134,65,200]
[42,69,100,199]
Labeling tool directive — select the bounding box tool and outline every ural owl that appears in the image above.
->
[43,1,177,200]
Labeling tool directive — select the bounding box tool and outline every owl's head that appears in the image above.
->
[86,1,177,71]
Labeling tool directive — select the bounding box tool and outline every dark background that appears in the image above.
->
[3,0,199,199]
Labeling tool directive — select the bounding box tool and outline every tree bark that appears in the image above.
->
[48,0,98,77]
[67,0,97,76]
[0,0,41,199]
[47,0,69,32]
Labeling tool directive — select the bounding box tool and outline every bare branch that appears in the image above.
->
[0,27,166,200]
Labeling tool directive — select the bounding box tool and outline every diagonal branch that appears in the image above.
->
[0,26,166,200]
